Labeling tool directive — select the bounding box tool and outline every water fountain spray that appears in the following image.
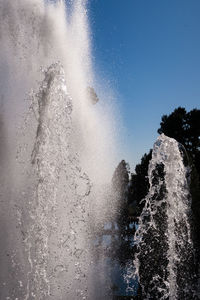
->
[0,1,116,299]
[133,134,196,299]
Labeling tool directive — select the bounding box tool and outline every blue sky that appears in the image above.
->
[89,0,200,171]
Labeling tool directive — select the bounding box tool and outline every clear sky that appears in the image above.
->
[89,0,200,172]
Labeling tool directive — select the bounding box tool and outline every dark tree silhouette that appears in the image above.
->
[158,107,200,178]
[128,150,152,217]
[158,107,188,146]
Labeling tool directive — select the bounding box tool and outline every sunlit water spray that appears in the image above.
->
[129,134,196,299]
[0,1,117,299]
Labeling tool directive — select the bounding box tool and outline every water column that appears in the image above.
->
[133,134,196,299]
[0,1,117,299]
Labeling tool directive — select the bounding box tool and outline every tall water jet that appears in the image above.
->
[133,134,196,299]
[0,1,117,299]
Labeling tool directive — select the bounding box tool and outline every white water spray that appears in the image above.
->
[0,1,116,299]
[132,134,195,299]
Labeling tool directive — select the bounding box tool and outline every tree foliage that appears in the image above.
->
[158,107,200,177]
[128,150,152,217]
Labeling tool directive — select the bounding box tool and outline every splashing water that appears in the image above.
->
[0,1,116,299]
[132,134,196,299]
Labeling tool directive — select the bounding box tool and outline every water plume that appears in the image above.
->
[131,134,196,299]
[0,1,116,299]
